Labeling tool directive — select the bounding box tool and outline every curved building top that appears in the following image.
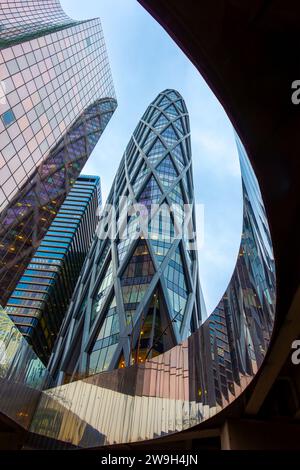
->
[0,0,79,46]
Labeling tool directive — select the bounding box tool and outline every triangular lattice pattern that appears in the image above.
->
[53,90,202,377]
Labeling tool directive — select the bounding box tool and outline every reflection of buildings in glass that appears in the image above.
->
[49,89,203,383]
[189,135,276,409]
[0,308,51,431]
[0,309,21,377]
[5,175,101,364]
[0,308,48,389]
[0,0,116,305]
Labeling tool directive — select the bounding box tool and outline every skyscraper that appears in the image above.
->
[0,0,116,305]
[5,175,101,364]
[49,89,202,383]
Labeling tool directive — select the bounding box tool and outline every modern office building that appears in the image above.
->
[5,175,101,364]
[0,0,117,305]
[48,89,203,382]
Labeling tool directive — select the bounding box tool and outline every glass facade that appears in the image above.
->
[5,175,101,364]
[0,308,52,431]
[48,89,202,382]
[0,1,77,45]
[0,0,116,305]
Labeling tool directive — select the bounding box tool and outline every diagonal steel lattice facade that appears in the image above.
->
[50,89,203,382]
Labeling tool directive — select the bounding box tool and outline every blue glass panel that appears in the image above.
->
[1,109,16,126]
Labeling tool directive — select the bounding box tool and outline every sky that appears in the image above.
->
[61,0,243,317]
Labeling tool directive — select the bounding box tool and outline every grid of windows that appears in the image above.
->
[91,259,114,327]
[147,138,167,165]
[164,104,178,118]
[89,296,119,374]
[153,114,169,131]
[0,97,116,305]
[132,160,150,193]
[0,1,116,305]
[149,206,175,265]
[158,96,171,107]
[117,214,140,263]
[165,246,188,330]
[138,176,162,212]
[121,241,155,318]
[172,144,185,170]
[0,18,114,210]
[0,1,76,44]
[161,125,178,147]
[156,155,178,188]
[6,175,101,363]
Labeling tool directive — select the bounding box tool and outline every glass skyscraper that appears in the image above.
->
[49,89,202,383]
[5,175,101,364]
[0,0,116,305]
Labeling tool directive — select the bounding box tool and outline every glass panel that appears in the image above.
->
[161,125,178,147]
[88,297,119,374]
[164,104,178,118]
[149,205,174,265]
[153,114,169,131]
[164,246,188,331]
[121,240,155,319]
[156,155,178,188]
[147,138,166,165]
[1,109,16,126]
[138,176,162,213]
[90,260,113,327]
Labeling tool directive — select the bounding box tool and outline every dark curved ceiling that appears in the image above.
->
[137,0,300,427]
[138,0,300,337]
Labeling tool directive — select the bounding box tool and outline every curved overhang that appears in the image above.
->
[136,0,300,339]
[136,0,300,430]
